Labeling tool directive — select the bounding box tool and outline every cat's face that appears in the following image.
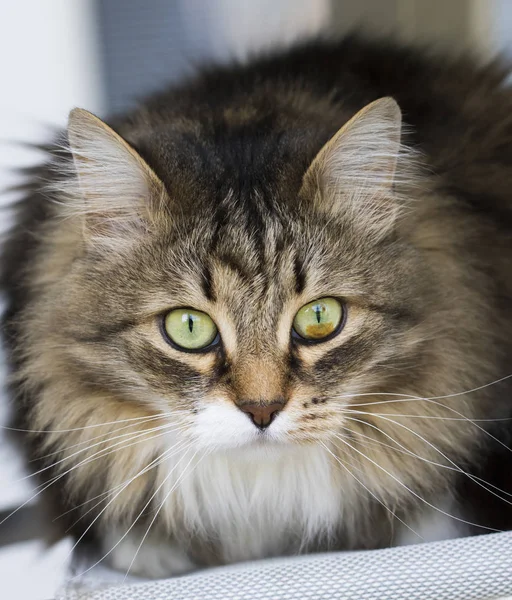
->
[64,198,422,451]
[48,98,429,453]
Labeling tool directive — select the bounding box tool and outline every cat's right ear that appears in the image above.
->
[65,108,167,247]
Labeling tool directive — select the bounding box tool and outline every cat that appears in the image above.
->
[2,34,512,578]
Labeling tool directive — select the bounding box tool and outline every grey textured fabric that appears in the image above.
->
[58,532,512,600]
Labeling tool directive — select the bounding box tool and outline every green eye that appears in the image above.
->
[292,297,344,342]
[163,308,218,351]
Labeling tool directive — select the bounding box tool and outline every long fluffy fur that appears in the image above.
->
[2,35,512,576]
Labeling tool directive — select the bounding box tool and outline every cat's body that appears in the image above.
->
[3,36,512,577]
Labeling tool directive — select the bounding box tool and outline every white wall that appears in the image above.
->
[331,0,501,56]
[0,1,104,204]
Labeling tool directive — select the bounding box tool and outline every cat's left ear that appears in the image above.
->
[300,97,405,239]
[66,108,167,246]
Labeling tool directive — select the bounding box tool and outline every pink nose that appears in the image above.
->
[239,401,285,429]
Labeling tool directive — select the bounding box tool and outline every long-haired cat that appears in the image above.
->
[2,35,512,577]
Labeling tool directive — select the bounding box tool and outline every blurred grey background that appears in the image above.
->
[97,0,508,113]
[0,1,511,598]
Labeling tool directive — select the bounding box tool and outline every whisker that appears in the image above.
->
[43,423,189,489]
[331,432,501,533]
[318,441,423,542]
[470,474,512,499]
[341,420,512,504]
[54,439,193,520]
[34,414,171,461]
[70,445,200,580]
[333,372,512,408]
[345,412,512,508]
[23,421,189,482]
[123,449,209,581]
[345,410,511,422]
[349,397,512,457]
[65,442,195,568]
[0,423,187,528]
[2,412,173,434]
[338,422,457,472]
[63,438,190,529]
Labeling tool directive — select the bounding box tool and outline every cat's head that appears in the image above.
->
[39,99,422,447]
[22,97,483,517]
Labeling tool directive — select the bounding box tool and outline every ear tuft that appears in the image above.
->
[301,97,416,239]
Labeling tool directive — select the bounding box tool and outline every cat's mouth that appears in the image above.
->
[191,401,297,450]
[247,410,296,446]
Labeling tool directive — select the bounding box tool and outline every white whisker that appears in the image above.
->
[345,412,512,508]
[3,412,172,434]
[350,397,512,457]
[345,410,511,422]
[34,414,170,461]
[123,449,209,581]
[64,438,190,529]
[331,372,512,408]
[319,440,422,542]
[332,432,501,533]
[0,423,188,528]
[338,422,456,472]
[23,421,189,482]
[70,445,200,580]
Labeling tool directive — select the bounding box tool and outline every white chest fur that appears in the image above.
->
[106,442,465,578]
[159,443,343,563]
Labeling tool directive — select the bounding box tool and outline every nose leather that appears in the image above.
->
[239,400,285,429]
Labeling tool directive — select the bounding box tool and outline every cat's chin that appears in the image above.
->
[209,436,311,464]
[206,429,326,457]
[242,431,290,449]
[205,430,294,453]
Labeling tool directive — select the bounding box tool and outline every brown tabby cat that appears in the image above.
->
[2,35,512,577]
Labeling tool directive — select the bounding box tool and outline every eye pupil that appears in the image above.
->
[314,306,322,323]
[188,316,194,333]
